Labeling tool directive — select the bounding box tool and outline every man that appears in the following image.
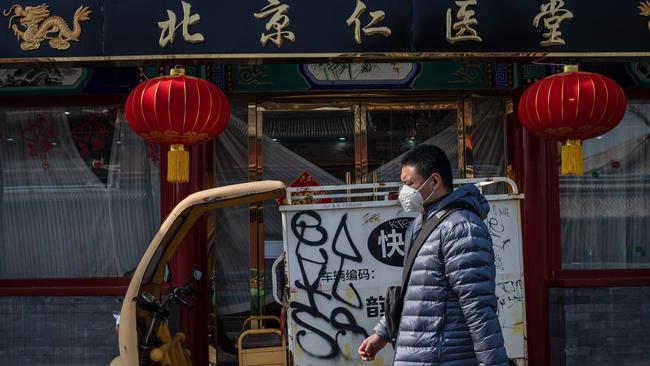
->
[358,145,508,366]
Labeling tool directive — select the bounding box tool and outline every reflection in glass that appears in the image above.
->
[560,103,650,269]
[366,109,459,182]
[211,107,357,335]
[472,98,506,178]
[212,104,251,315]
[262,111,355,307]
[264,111,354,184]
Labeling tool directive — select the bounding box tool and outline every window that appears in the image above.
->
[472,97,506,178]
[0,105,160,278]
[365,106,460,182]
[560,102,650,269]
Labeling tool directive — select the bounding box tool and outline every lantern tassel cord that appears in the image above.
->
[561,139,584,176]
[168,144,190,183]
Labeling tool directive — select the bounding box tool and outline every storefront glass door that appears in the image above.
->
[210,98,508,360]
[248,103,358,316]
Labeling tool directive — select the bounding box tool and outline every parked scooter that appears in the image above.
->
[111,181,287,366]
[136,270,202,365]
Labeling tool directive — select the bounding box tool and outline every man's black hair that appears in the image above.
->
[400,144,453,190]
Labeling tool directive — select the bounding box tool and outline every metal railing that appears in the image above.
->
[285,177,521,205]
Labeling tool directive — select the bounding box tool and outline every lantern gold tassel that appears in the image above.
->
[561,139,584,176]
[167,144,190,183]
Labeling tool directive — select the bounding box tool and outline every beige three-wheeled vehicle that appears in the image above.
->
[111,181,287,366]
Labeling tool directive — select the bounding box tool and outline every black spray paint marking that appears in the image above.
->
[496,279,524,313]
[291,211,331,309]
[487,217,505,239]
[487,214,513,272]
[290,211,369,360]
[331,214,363,309]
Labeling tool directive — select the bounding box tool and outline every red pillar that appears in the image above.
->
[511,106,553,366]
[160,142,212,366]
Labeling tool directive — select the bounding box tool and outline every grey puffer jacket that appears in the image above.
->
[374,184,509,366]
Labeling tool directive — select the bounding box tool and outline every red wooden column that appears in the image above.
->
[160,142,212,366]
[510,99,554,366]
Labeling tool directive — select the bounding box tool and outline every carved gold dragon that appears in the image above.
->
[640,1,650,30]
[3,3,91,51]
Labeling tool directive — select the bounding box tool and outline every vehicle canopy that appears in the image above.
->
[117,181,286,366]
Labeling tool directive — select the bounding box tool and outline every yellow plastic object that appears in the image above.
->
[238,328,287,366]
[149,324,192,366]
[242,315,281,330]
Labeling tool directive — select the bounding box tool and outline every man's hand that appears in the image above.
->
[358,333,387,361]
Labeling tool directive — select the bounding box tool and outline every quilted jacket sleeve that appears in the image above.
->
[441,216,509,366]
[373,316,390,342]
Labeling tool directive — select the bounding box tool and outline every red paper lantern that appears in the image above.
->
[517,66,627,175]
[125,67,230,182]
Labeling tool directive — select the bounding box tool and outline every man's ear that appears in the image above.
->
[432,173,444,191]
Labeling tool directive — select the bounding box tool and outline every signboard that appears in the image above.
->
[231,62,491,92]
[280,196,524,365]
[276,171,334,205]
[1,0,650,62]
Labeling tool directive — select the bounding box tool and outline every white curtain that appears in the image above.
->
[0,107,160,278]
[560,102,650,269]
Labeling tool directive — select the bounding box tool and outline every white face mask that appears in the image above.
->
[398,175,434,213]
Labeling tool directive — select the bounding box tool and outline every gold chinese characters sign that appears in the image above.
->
[1,1,650,59]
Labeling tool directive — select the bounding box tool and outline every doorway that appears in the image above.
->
[209,96,508,362]
[246,99,468,316]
